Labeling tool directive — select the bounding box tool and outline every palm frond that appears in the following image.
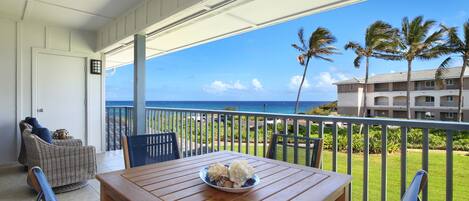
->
[441,25,464,49]
[314,55,334,62]
[309,27,337,50]
[373,52,403,60]
[344,41,361,50]
[297,28,308,51]
[418,45,453,60]
[435,57,452,87]
[353,55,363,68]
[292,44,306,52]
[423,28,446,44]
[464,20,469,50]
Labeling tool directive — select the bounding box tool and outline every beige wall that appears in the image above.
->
[337,106,361,116]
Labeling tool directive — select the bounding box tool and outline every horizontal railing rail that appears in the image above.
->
[105,106,469,201]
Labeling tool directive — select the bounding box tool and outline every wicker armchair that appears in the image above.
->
[23,128,97,192]
[18,121,83,167]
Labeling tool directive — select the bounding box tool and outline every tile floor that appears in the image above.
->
[0,150,124,201]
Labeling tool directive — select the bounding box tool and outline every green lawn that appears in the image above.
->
[216,144,468,201]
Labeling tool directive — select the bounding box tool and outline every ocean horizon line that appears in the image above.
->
[106,100,331,114]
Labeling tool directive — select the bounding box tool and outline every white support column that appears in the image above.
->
[133,34,146,135]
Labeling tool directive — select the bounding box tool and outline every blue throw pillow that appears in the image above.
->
[25,117,42,129]
[32,127,52,144]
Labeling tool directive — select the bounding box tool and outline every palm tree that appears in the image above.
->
[435,20,469,121]
[380,16,450,119]
[344,21,398,117]
[291,27,338,114]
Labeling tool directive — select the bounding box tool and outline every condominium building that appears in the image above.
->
[334,67,469,121]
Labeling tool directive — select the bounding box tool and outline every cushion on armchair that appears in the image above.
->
[32,127,52,144]
[25,117,42,129]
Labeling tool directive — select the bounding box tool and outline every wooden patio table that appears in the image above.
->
[96,151,351,201]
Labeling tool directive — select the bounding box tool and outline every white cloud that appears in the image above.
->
[316,72,337,87]
[251,78,263,91]
[232,80,246,90]
[336,73,349,81]
[203,80,246,93]
[289,75,310,90]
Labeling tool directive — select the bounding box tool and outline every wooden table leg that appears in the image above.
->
[336,186,349,201]
[100,183,114,201]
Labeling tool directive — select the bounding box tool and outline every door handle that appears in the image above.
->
[37,108,44,113]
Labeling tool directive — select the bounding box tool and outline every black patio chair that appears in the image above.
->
[122,132,181,169]
[266,133,323,168]
[28,166,57,201]
[401,170,428,201]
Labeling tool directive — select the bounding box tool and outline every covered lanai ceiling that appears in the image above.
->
[103,0,363,69]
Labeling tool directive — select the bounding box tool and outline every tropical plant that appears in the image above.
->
[344,21,398,117]
[292,27,338,114]
[435,20,469,122]
[378,16,451,119]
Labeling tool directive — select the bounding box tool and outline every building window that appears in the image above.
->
[445,79,454,85]
[447,96,454,102]
[425,96,435,103]
[425,81,435,87]
[446,113,456,118]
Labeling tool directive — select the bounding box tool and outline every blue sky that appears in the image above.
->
[106,0,469,101]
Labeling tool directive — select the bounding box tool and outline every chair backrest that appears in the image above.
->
[28,166,57,201]
[401,170,428,201]
[266,133,323,168]
[122,132,180,169]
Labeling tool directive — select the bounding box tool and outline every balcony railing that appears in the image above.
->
[105,106,469,201]
[415,102,435,107]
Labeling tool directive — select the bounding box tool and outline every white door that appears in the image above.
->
[35,53,86,141]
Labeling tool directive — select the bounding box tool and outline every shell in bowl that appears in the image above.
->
[199,167,260,193]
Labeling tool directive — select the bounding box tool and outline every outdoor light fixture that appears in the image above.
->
[90,59,102,74]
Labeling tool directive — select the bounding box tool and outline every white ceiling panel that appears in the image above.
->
[0,0,26,19]
[0,0,143,31]
[147,14,250,51]
[37,0,142,18]
[28,1,111,30]
[228,0,346,25]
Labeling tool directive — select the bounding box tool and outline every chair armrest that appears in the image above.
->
[52,139,83,146]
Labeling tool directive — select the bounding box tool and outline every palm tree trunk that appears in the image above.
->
[406,60,413,119]
[363,57,370,117]
[295,57,311,114]
[457,58,467,122]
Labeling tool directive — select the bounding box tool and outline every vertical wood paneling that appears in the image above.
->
[136,4,147,30]
[147,0,162,23]
[125,11,136,35]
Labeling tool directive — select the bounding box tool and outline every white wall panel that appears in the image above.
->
[0,19,17,163]
[71,30,96,54]
[47,26,70,51]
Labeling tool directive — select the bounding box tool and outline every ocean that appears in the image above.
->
[106,101,329,114]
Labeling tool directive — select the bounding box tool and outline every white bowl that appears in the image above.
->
[199,167,260,193]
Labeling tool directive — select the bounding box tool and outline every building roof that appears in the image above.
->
[334,66,468,85]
